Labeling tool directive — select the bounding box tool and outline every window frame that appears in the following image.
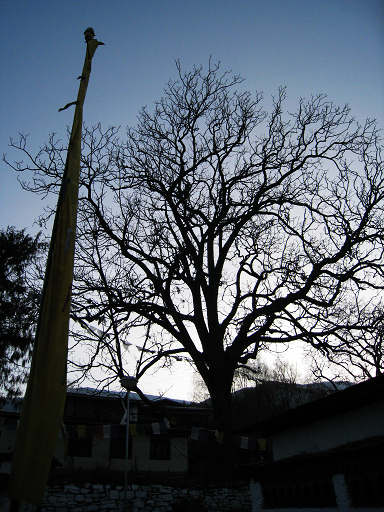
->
[149,435,171,461]
[109,426,133,459]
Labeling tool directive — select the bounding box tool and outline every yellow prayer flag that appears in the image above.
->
[8,32,102,506]
[129,424,138,436]
[215,430,225,444]
[258,438,267,451]
[77,425,87,438]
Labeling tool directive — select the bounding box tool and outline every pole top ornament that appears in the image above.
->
[84,27,95,42]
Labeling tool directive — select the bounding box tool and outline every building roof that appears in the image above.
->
[67,386,149,403]
[240,374,384,436]
[66,386,193,405]
[0,387,193,418]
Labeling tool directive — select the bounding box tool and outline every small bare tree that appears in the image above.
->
[306,302,384,384]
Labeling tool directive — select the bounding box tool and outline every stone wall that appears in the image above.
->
[1,478,383,511]
[0,482,252,512]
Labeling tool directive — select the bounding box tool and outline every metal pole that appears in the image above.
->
[124,390,130,512]
[120,375,136,512]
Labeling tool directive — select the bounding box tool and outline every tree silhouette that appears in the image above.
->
[307,302,384,383]
[5,61,384,438]
[0,227,46,400]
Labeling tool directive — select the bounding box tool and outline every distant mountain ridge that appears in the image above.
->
[200,380,352,430]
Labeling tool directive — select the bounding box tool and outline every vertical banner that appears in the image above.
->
[8,30,102,506]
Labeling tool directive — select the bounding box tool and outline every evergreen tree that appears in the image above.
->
[0,226,46,400]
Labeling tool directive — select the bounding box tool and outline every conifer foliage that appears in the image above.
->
[0,227,46,400]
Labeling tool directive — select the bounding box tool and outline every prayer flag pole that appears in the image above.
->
[8,28,103,507]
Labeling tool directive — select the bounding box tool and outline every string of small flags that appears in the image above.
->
[190,426,266,450]
[1,417,266,451]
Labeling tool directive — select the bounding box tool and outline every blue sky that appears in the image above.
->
[1,0,383,231]
[1,0,383,397]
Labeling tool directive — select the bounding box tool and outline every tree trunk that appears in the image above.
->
[209,377,233,432]
[205,364,235,483]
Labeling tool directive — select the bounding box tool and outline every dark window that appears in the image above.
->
[64,396,125,424]
[64,397,75,417]
[150,436,170,460]
[94,399,123,423]
[109,426,132,459]
[67,430,93,458]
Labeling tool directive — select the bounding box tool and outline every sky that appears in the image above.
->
[1,0,383,399]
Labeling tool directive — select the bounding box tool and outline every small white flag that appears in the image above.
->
[191,427,200,440]
[240,436,249,449]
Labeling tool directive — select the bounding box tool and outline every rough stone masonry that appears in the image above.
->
[0,482,252,512]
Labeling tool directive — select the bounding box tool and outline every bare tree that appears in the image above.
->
[232,358,327,428]
[193,356,333,429]
[306,302,384,383]
[4,61,384,441]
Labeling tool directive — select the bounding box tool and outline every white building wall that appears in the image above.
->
[272,400,384,461]
[1,428,188,474]
[53,434,188,473]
